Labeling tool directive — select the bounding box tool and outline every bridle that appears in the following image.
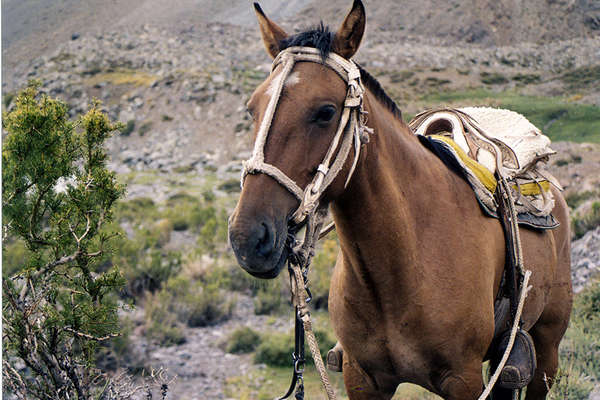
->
[241,46,372,226]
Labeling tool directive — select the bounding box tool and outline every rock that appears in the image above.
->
[71,32,80,41]
[571,227,600,293]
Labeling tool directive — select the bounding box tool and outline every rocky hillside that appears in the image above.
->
[2,1,600,399]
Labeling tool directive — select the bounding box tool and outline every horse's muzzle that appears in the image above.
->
[228,213,288,279]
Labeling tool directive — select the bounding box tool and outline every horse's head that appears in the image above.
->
[228,0,367,278]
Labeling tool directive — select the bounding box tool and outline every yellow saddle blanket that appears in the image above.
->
[409,108,561,224]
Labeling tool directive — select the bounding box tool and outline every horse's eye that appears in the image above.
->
[312,105,337,125]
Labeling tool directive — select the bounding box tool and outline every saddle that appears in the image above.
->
[410,107,561,230]
[410,107,559,390]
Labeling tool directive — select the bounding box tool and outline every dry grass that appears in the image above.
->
[84,69,158,87]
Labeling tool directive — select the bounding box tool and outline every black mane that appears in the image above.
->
[279,24,402,121]
[279,23,334,59]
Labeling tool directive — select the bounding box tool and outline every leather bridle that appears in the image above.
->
[241,46,372,225]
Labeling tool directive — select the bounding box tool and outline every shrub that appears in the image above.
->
[2,82,126,398]
[2,238,28,277]
[254,328,336,367]
[144,274,235,343]
[226,327,262,354]
[3,91,15,109]
[565,190,597,209]
[512,74,541,84]
[145,290,187,346]
[572,202,600,239]
[254,283,286,315]
[309,236,339,309]
[138,121,153,136]
[120,119,135,135]
[115,197,158,223]
[480,72,508,85]
[218,178,242,193]
[197,208,229,254]
[551,281,600,398]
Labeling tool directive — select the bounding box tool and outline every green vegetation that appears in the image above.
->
[138,121,153,136]
[480,72,509,85]
[310,234,339,309]
[421,89,600,143]
[120,119,135,135]
[2,82,126,397]
[572,202,600,239]
[550,281,600,399]
[560,66,600,90]
[226,327,262,354]
[565,190,598,209]
[3,91,15,109]
[254,327,336,367]
[512,73,541,84]
[390,70,415,83]
[254,280,286,315]
[144,274,234,345]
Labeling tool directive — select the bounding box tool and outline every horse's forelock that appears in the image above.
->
[279,23,333,60]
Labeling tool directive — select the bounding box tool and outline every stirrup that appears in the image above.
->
[496,329,537,389]
[326,346,343,372]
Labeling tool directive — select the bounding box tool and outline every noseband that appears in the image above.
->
[241,46,372,225]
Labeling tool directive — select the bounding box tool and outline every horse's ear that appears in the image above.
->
[254,3,288,59]
[332,0,366,59]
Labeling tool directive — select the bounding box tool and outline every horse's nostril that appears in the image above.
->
[256,222,274,257]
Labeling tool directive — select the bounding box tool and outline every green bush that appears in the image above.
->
[2,82,126,397]
[480,72,508,85]
[2,238,28,277]
[254,328,336,367]
[218,178,242,193]
[144,274,235,343]
[120,119,135,136]
[197,208,229,254]
[254,283,285,315]
[3,91,15,109]
[572,202,600,239]
[226,327,262,354]
[512,74,541,84]
[551,281,600,398]
[310,236,339,310]
[115,197,158,223]
[116,230,182,296]
[138,121,153,136]
[145,290,187,346]
[565,190,597,209]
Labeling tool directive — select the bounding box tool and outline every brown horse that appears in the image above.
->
[228,1,573,399]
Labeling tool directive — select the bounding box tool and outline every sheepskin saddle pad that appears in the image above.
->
[409,107,561,230]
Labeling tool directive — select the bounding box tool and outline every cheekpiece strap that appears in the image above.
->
[241,46,371,225]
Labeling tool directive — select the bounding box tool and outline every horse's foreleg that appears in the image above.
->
[342,354,396,400]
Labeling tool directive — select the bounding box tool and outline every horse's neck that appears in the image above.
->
[330,93,473,285]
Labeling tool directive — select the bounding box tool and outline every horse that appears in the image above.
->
[227,1,573,399]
